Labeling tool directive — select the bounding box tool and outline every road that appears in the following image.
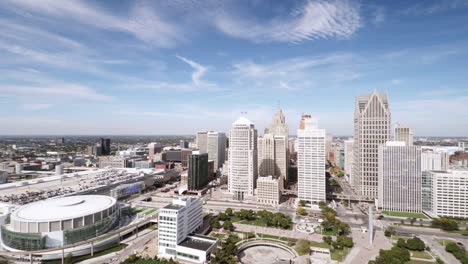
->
[80,230,157,264]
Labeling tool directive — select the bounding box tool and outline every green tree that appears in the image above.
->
[212,220,221,229]
[397,238,407,248]
[406,237,425,251]
[318,201,326,209]
[223,220,234,231]
[225,208,234,216]
[432,218,459,231]
[296,240,311,255]
[218,212,229,221]
[337,236,353,248]
[371,246,410,264]
[64,254,73,264]
[297,207,307,216]
[323,236,333,245]
[299,200,307,207]
[384,226,395,237]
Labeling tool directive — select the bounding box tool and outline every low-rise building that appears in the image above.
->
[98,156,127,168]
[256,176,281,206]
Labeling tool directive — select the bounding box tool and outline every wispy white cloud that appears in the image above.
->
[0,84,113,101]
[391,79,401,85]
[176,55,208,86]
[2,0,183,48]
[401,0,468,16]
[214,0,361,43]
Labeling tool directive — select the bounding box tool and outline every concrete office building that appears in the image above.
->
[395,125,414,146]
[98,156,127,168]
[158,197,217,263]
[0,171,7,184]
[344,139,354,182]
[188,153,209,191]
[256,176,281,206]
[258,134,287,187]
[378,142,422,213]
[421,150,449,172]
[207,132,227,171]
[353,91,391,199]
[228,117,258,201]
[422,170,468,218]
[297,114,326,205]
[148,142,163,161]
[196,132,208,154]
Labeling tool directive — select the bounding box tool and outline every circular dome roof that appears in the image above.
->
[11,195,116,222]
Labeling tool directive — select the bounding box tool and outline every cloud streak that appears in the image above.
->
[214,0,361,43]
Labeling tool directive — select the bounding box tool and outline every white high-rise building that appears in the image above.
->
[344,139,354,182]
[395,125,414,146]
[353,91,391,199]
[158,197,217,263]
[207,132,226,171]
[421,150,449,172]
[297,114,326,205]
[378,141,422,213]
[228,117,258,200]
[158,197,203,256]
[196,132,208,154]
[269,108,289,137]
[257,135,287,181]
[422,170,468,218]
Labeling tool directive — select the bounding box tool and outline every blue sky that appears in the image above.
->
[0,0,467,136]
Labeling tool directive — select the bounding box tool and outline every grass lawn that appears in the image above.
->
[436,238,455,246]
[44,243,127,264]
[147,225,157,231]
[411,250,432,260]
[210,233,225,240]
[382,211,428,219]
[331,247,351,262]
[322,229,338,236]
[144,208,157,215]
[239,219,293,230]
[308,241,331,249]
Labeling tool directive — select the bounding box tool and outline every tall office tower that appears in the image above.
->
[179,140,189,149]
[228,117,257,200]
[196,132,208,153]
[207,132,227,171]
[421,150,449,172]
[100,138,111,155]
[288,138,295,154]
[378,142,422,213]
[395,124,414,146]
[297,114,326,205]
[148,142,163,161]
[353,91,391,199]
[188,153,209,191]
[344,139,354,182]
[325,134,334,162]
[258,134,276,177]
[269,108,288,137]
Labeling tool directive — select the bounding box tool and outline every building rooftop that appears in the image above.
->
[163,203,184,210]
[178,236,215,251]
[233,116,253,126]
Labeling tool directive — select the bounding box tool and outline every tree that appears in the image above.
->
[406,237,425,251]
[337,236,353,248]
[397,238,407,249]
[64,254,73,264]
[299,200,307,207]
[432,218,459,231]
[371,246,410,264]
[225,208,234,216]
[318,201,326,209]
[409,218,416,225]
[323,236,333,245]
[384,227,395,237]
[297,207,307,216]
[218,212,229,221]
[223,220,234,231]
[212,220,221,229]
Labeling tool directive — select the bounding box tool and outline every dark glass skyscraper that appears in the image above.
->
[188,153,209,190]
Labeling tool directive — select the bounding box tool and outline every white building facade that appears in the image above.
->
[207,132,227,171]
[353,91,391,199]
[228,117,258,201]
[421,150,449,172]
[297,114,326,205]
[256,176,281,206]
[196,132,208,154]
[394,125,414,146]
[378,142,422,213]
[422,170,468,218]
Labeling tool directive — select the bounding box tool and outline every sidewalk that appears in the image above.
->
[233,223,323,242]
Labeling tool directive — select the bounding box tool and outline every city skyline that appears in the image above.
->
[1,0,468,136]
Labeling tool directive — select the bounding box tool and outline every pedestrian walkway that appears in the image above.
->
[233,223,323,242]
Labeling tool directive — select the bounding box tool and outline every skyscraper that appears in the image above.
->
[196,132,208,154]
[228,117,257,200]
[297,114,326,205]
[100,138,111,155]
[188,153,209,190]
[395,124,414,146]
[207,132,227,171]
[378,141,422,213]
[148,142,162,161]
[269,108,288,137]
[344,139,354,182]
[353,91,391,199]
